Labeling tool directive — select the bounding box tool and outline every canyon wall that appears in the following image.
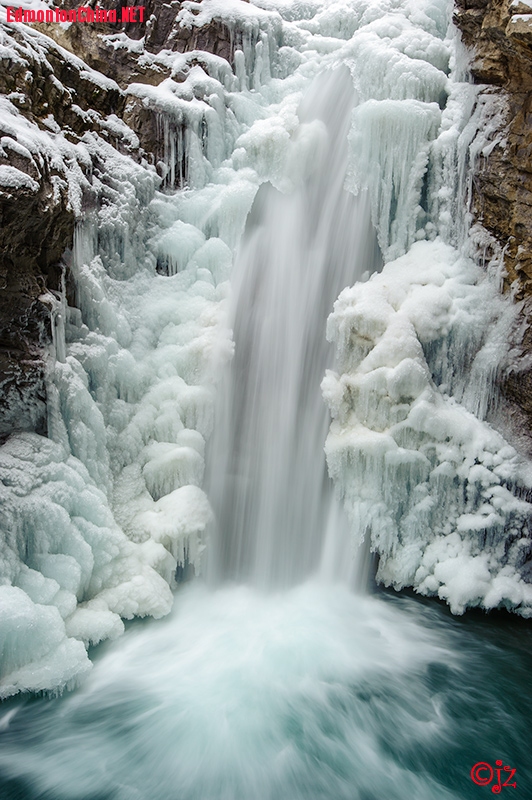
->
[454,0,532,446]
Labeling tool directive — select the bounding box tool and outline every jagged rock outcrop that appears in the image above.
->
[0,19,153,437]
[38,0,261,177]
[454,0,532,447]
[0,162,72,438]
[0,28,97,437]
[40,0,247,88]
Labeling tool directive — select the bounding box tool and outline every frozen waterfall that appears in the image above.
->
[0,0,531,712]
[1,1,532,797]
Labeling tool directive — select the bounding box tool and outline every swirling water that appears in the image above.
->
[1,583,531,799]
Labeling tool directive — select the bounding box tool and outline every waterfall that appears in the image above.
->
[2,2,532,798]
[207,67,381,588]
[1,0,532,709]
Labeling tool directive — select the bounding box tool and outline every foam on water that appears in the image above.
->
[2,582,532,799]
[0,584,463,800]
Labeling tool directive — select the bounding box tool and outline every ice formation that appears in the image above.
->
[323,240,532,615]
[1,0,531,698]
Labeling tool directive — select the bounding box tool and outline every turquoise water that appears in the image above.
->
[0,582,530,800]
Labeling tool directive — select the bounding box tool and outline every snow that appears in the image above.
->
[0,163,39,191]
[509,13,532,23]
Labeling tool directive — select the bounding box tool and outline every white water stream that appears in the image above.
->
[207,68,380,588]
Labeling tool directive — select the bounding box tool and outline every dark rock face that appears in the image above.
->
[47,0,243,88]
[0,29,78,438]
[0,20,156,438]
[454,0,532,448]
[454,0,532,289]
[0,172,73,438]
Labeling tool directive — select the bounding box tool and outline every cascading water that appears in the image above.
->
[207,67,380,588]
[1,1,532,798]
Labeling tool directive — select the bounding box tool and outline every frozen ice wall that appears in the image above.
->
[319,5,532,615]
[1,0,532,699]
[0,0,304,696]
[0,11,243,697]
[323,240,532,615]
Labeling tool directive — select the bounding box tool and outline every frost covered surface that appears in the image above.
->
[1,0,531,698]
[324,240,532,615]
[0,13,237,697]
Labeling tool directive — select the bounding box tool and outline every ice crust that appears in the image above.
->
[0,0,531,697]
[324,240,532,615]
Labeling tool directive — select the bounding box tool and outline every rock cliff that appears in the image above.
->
[454,0,532,446]
[0,23,119,437]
